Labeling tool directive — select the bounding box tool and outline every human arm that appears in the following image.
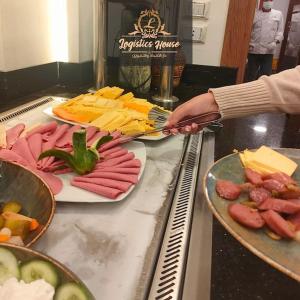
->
[275,12,284,43]
[166,66,300,133]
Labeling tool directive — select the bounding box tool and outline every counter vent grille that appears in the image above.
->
[148,134,203,300]
[0,97,54,122]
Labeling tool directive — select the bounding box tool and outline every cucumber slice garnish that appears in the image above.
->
[54,282,90,300]
[20,259,59,288]
[0,247,20,284]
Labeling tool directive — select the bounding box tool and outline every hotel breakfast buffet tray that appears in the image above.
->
[0,96,214,300]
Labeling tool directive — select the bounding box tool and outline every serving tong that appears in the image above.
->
[119,111,223,143]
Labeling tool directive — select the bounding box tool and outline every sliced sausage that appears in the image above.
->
[216,180,241,200]
[262,179,287,193]
[263,172,296,186]
[244,168,263,185]
[249,188,271,205]
[228,203,265,229]
[287,212,300,231]
[260,210,295,239]
[280,188,300,199]
[258,197,300,214]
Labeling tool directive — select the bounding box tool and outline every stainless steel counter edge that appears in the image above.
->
[147,132,214,300]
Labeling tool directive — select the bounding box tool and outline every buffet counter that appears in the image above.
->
[0,96,215,299]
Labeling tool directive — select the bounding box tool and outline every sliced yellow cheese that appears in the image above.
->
[239,146,298,176]
[118,92,134,101]
[93,86,112,96]
[103,87,124,99]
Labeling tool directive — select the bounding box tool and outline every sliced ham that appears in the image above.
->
[55,125,81,148]
[71,180,123,199]
[249,188,271,205]
[33,169,63,195]
[104,149,128,160]
[258,197,300,214]
[11,138,36,167]
[216,180,241,200]
[0,149,29,166]
[27,133,42,161]
[83,172,138,184]
[111,131,122,140]
[6,124,25,149]
[261,210,295,239]
[87,131,108,147]
[98,152,135,167]
[117,159,141,168]
[86,126,98,141]
[228,203,265,229]
[26,121,57,138]
[39,124,69,169]
[100,146,122,157]
[244,168,263,185]
[94,167,140,175]
[73,177,132,192]
[99,138,121,152]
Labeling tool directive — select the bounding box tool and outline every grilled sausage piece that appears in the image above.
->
[244,168,263,185]
[263,172,296,186]
[249,188,271,205]
[262,179,287,193]
[260,210,295,239]
[228,203,265,229]
[216,180,241,200]
[258,198,300,214]
[288,212,300,231]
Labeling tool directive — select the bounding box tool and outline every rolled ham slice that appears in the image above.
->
[111,131,122,140]
[105,149,128,160]
[0,149,29,167]
[86,126,98,141]
[6,123,25,149]
[112,159,141,168]
[12,138,36,167]
[33,169,63,195]
[27,133,42,161]
[71,180,123,199]
[100,146,122,157]
[99,138,121,152]
[83,172,138,184]
[26,121,57,138]
[39,124,70,169]
[94,166,140,175]
[87,131,109,147]
[73,177,132,192]
[55,125,81,148]
[98,152,135,167]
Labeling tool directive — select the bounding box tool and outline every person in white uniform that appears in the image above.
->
[246,0,284,81]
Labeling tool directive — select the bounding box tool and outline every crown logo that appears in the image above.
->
[129,9,171,38]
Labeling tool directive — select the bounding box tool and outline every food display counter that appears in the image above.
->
[0,96,215,300]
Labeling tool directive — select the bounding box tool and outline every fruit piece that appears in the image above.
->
[0,247,20,284]
[54,282,90,300]
[29,219,39,231]
[0,215,5,229]
[20,259,59,288]
[4,219,30,239]
[6,236,24,246]
[0,227,11,237]
[2,201,22,214]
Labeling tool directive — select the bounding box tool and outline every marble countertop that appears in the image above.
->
[3,97,186,299]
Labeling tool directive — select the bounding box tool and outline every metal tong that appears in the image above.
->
[119,111,223,143]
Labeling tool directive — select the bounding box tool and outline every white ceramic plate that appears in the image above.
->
[55,141,146,203]
[43,106,168,141]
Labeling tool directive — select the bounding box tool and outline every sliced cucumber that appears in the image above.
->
[0,247,20,284]
[20,259,59,288]
[54,282,90,300]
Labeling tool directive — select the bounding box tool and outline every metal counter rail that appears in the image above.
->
[147,133,214,300]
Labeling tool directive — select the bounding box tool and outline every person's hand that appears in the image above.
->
[267,42,277,50]
[164,92,220,135]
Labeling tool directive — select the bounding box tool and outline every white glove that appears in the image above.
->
[267,42,277,50]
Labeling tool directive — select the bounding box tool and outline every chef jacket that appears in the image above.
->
[249,9,284,55]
